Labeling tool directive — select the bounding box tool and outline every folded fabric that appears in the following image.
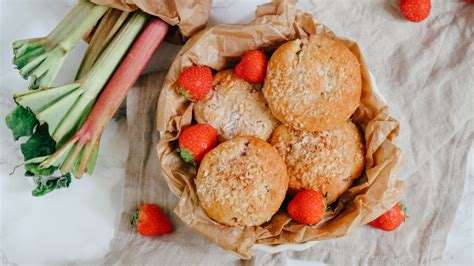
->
[103,0,473,264]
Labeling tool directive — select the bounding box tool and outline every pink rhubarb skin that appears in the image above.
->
[59,18,169,177]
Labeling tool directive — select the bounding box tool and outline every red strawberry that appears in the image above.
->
[177,66,213,101]
[368,203,406,231]
[234,50,267,83]
[287,190,325,225]
[131,204,173,236]
[400,0,431,23]
[178,124,217,164]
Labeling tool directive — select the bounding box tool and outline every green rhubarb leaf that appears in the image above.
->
[179,148,195,164]
[20,123,56,160]
[5,105,38,140]
[25,171,35,177]
[25,163,56,176]
[31,173,71,197]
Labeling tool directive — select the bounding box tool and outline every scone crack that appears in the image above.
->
[195,70,278,141]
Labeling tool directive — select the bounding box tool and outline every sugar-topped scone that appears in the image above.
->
[263,35,362,131]
[270,121,365,204]
[196,136,288,227]
[194,70,279,142]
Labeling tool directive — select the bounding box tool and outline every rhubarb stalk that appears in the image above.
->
[42,18,169,177]
[14,12,149,147]
[13,1,108,90]
[76,9,130,79]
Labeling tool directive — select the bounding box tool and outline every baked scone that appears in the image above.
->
[196,136,288,226]
[263,35,362,131]
[270,121,365,204]
[194,70,279,142]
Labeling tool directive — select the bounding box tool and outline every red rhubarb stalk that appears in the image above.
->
[47,18,168,177]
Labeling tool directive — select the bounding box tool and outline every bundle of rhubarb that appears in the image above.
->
[5,0,168,196]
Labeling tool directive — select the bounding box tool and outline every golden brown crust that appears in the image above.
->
[270,121,365,204]
[194,70,279,142]
[263,35,362,131]
[196,136,288,226]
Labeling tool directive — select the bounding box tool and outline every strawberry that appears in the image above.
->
[177,66,213,101]
[287,190,325,225]
[368,203,406,231]
[131,204,173,236]
[178,124,217,164]
[234,50,267,83]
[400,0,431,23]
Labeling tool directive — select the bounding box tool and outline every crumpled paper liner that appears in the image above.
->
[92,0,211,40]
[156,0,405,259]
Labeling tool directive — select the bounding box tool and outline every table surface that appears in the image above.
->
[0,1,472,265]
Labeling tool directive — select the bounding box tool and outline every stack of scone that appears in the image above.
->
[175,34,365,227]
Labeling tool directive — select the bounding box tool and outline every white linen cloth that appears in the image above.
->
[0,0,472,265]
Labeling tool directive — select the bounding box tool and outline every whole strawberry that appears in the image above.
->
[131,204,173,236]
[179,124,217,164]
[235,50,267,83]
[177,66,213,101]
[368,203,406,231]
[287,190,325,225]
[400,0,431,23]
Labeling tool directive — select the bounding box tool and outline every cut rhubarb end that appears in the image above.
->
[12,1,108,90]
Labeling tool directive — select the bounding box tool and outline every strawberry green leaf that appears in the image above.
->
[31,173,71,197]
[177,87,192,101]
[399,202,408,220]
[131,208,140,227]
[5,105,38,140]
[322,191,329,200]
[179,148,195,164]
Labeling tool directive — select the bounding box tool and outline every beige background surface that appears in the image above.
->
[105,0,473,264]
[0,0,472,265]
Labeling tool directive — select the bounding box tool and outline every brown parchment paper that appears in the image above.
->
[91,0,212,39]
[155,0,405,259]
